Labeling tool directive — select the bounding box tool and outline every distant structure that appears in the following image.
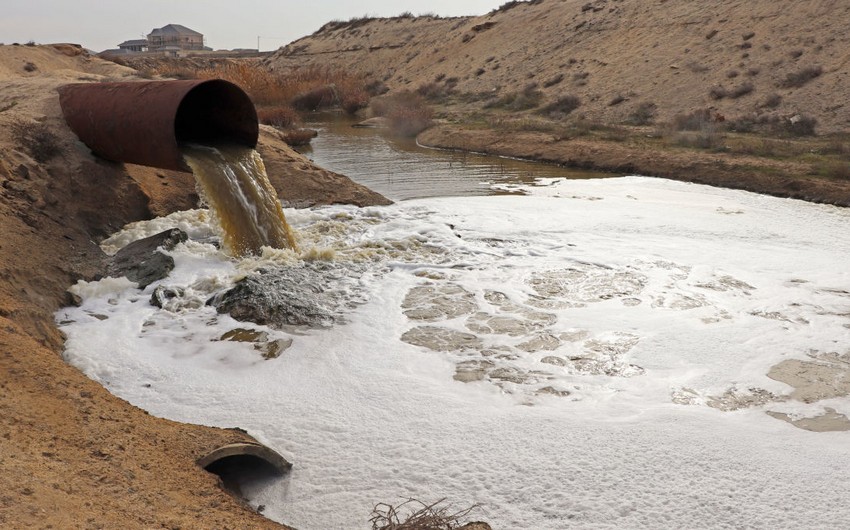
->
[103,24,261,57]
[117,39,148,53]
[146,24,205,53]
[106,24,208,56]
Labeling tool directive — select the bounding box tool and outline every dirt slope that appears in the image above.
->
[267,0,850,133]
[0,43,386,529]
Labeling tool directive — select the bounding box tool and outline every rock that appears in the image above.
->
[150,286,185,308]
[208,265,342,328]
[107,228,187,289]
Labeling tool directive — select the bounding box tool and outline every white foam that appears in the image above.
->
[59,177,850,529]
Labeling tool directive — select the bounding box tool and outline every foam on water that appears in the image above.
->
[58,177,850,529]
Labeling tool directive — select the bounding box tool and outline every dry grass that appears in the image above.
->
[11,119,61,162]
[256,106,300,128]
[371,91,434,136]
[369,498,480,530]
[778,66,823,88]
[279,129,318,147]
[166,62,372,144]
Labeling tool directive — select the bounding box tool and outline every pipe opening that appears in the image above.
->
[175,80,258,149]
[198,442,291,497]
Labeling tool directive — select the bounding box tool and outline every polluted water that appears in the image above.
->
[58,175,850,529]
[182,143,297,256]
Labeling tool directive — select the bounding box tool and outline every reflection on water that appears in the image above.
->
[295,112,616,201]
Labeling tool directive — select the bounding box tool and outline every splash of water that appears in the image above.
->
[182,144,297,256]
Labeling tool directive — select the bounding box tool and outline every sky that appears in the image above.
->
[2,0,507,52]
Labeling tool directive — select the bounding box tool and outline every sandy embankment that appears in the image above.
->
[0,44,386,529]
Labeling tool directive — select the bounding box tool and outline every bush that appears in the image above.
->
[625,102,657,126]
[709,82,754,100]
[11,119,61,162]
[784,114,817,137]
[778,66,823,88]
[543,73,564,88]
[538,95,581,117]
[761,93,782,108]
[669,128,722,150]
[371,91,433,137]
[257,106,300,128]
[484,84,543,111]
[670,108,713,131]
[817,160,850,180]
[416,82,454,102]
[369,498,480,530]
[280,129,318,147]
[291,85,338,111]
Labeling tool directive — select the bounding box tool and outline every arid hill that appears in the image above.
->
[267,0,850,133]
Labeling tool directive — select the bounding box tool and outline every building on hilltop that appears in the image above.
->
[146,24,205,53]
[117,39,148,53]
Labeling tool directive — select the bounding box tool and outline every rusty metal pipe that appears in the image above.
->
[57,79,258,173]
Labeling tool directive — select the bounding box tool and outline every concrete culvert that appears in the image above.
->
[198,442,291,497]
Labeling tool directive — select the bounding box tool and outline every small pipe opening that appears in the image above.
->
[198,442,291,497]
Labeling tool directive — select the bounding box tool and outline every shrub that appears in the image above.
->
[761,93,782,108]
[669,128,722,150]
[784,114,817,137]
[778,66,822,88]
[369,498,480,530]
[23,62,37,72]
[291,85,338,111]
[371,91,433,137]
[625,102,657,126]
[11,119,61,162]
[670,108,713,131]
[543,73,564,88]
[341,89,370,114]
[709,82,753,100]
[817,160,850,180]
[747,114,818,137]
[416,82,453,101]
[257,106,300,128]
[538,95,581,117]
[484,84,543,111]
[280,128,318,147]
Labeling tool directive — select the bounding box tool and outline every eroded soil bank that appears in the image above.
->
[0,44,387,529]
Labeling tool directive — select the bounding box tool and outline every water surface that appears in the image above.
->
[296,112,614,201]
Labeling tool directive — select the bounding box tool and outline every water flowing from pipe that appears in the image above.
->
[182,144,297,256]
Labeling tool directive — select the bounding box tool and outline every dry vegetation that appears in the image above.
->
[369,498,482,530]
[124,60,374,145]
[371,91,434,136]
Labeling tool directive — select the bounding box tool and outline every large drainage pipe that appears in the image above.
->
[57,79,258,173]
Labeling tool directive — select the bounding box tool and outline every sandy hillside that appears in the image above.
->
[267,0,850,133]
[0,43,386,529]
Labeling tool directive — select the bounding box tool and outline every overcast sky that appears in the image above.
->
[2,0,507,52]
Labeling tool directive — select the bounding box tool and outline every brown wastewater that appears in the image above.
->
[182,144,297,256]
